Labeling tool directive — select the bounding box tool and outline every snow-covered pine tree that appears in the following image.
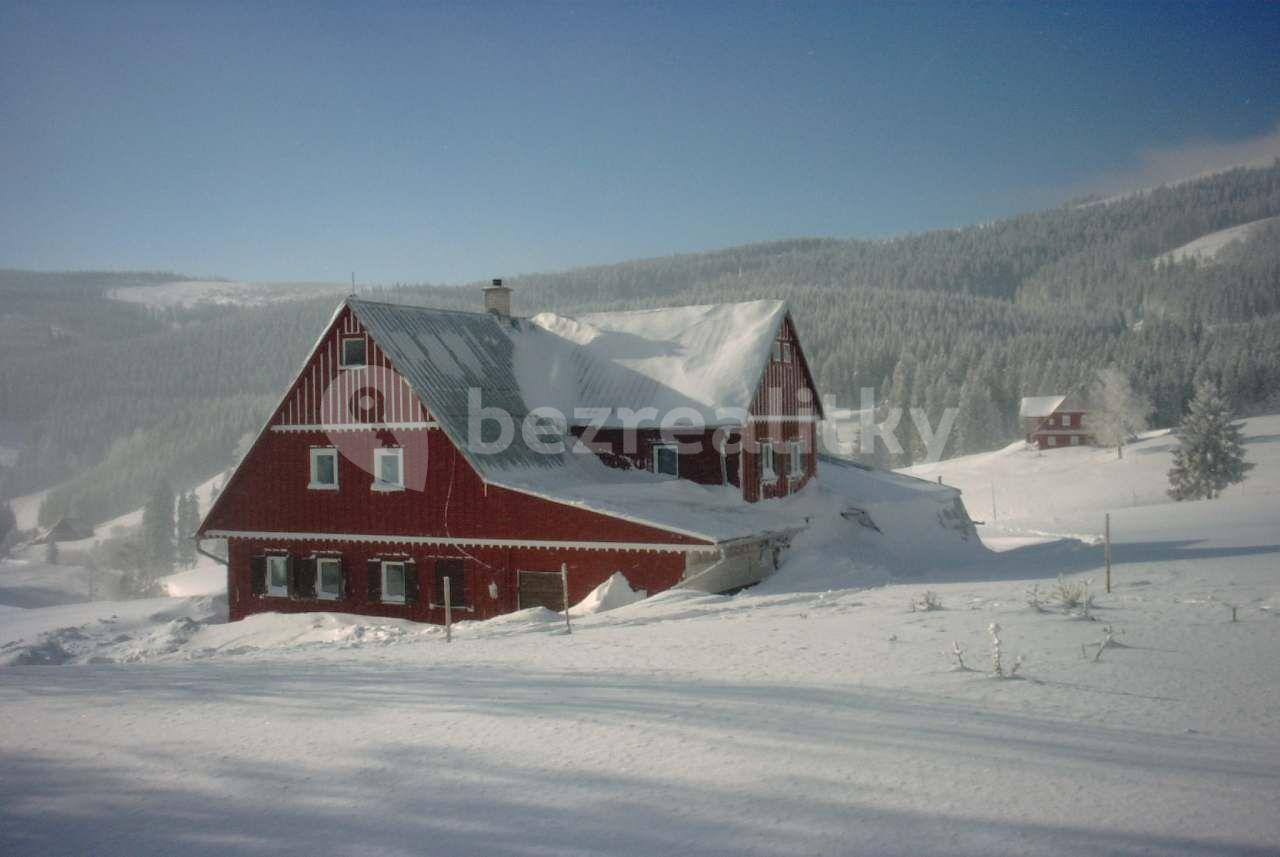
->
[141,478,176,576]
[1167,381,1254,501]
[175,492,199,568]
[955,373,1001,455]
[0,502,15,557]
[1092,367,1152,459]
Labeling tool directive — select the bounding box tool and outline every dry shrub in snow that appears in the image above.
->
[910,590,943,612]
[1055,575,1095,618]
[988,623,1024,678]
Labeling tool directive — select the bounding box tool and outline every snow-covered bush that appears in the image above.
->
[910,590,943,612]
[988,623,1024,678]
[1054,575,1095,617]
[950,640,967,671]
[1026,584,1047,613]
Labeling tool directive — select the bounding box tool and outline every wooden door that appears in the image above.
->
[518,571,564,611]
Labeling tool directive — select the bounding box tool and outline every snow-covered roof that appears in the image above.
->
[520,301,789,425]
[347,297,806,543]
[1019,395,1067,418]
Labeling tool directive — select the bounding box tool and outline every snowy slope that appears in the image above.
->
[903,413,1280,541]
[0,473,228,609]
[1153,214,1280,266]
[108,279,349,309]
[1,416,1279,855]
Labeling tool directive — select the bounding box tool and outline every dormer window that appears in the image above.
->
[341,336,366,368]
[759,441,776,483]
[789,441,804,478]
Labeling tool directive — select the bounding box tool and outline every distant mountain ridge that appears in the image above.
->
[3,160,1279,525]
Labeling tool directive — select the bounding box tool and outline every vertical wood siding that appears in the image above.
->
[741,316,820,502]
[274,307,431,428]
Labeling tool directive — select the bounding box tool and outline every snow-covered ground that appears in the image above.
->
[2,417,1279,855]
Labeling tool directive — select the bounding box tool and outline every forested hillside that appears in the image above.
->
[3,161,1278,525]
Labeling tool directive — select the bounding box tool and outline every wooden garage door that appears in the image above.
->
[518,571,564,611]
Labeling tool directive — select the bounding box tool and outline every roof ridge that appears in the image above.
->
[347,295,518,320]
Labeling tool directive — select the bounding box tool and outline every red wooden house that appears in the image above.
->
[198,283,825,624]
[1019,395,1093,449]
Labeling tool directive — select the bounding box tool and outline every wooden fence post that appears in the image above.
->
[444,576,453,643]
[1104,512,1112,594]
[561,562,572,635]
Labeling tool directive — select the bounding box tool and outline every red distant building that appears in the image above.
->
[198,284,825,624]
[1019,395,1092,450]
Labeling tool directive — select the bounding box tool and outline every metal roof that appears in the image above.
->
[349,299,567,482]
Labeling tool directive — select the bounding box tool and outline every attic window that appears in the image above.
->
[341,336,366,368]
[760,441,776,483]
[653,444,679,479]
[789,441,804,478]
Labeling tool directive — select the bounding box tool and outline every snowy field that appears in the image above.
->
[108,279,349,309]
[1152,214,1280,267]
[2,418,1279,855]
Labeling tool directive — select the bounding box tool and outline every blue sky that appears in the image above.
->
[3,1,1279,284]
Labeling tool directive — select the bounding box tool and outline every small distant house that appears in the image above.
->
[31,516,95,545]
[1019,395,1092,450]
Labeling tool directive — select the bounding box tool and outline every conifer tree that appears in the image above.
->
[1168,382,1254,501]
[141,479,176,576]
[0,502,15,556]
[1092,367,1152,459]
[175,492,199,568]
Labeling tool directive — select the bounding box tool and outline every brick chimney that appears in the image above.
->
[483,278,511,317]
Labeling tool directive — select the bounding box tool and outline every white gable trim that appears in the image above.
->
[205,529,720,555]
[272,420,438,433]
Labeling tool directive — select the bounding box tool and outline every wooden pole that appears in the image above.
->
[1104,513,1112,594]
[561,562,572,635]
[443,576,453,643]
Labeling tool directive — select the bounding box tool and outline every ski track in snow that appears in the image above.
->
[2,416,1279,855]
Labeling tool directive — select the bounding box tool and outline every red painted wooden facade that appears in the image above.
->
[1023,410,1093,450]
[200,302,821,625]
[740,316,821,502]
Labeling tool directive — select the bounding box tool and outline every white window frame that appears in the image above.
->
[781,341,793,363]
[652,443,680,479]
[759,441,776,483]
[266,555,289,597]
[340,336,367,369]
[381,560,407,604]
[1047,435,1057,447]
[373,448,404,492]
[309,447,339,490]
[789,440,804,478]
[771,341,782,362]
[1062,414,1072,428]
[1070,435,1080,446]
[316,556,342,600]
